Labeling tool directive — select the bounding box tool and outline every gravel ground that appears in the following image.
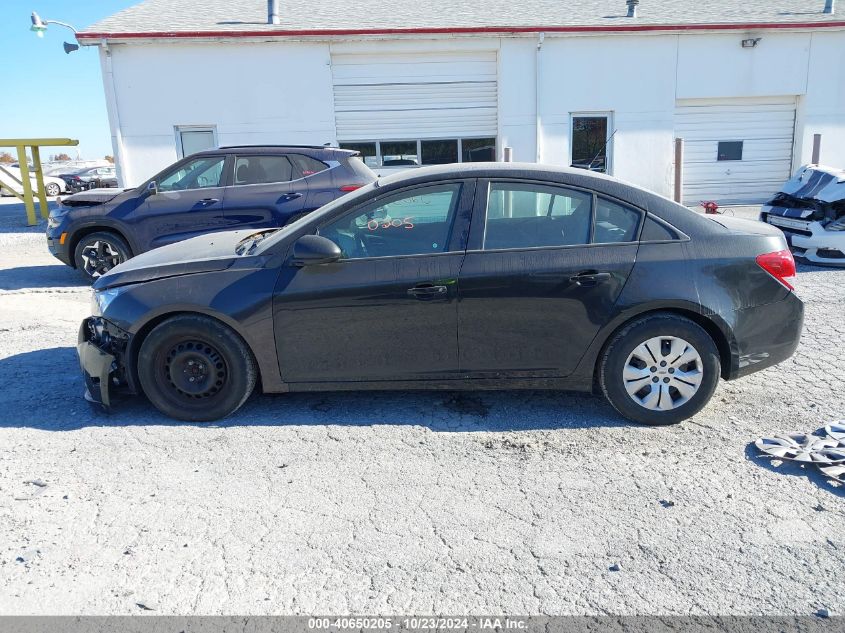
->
[0,199,843,616]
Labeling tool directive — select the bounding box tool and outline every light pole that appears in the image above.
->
[30,11,79,53]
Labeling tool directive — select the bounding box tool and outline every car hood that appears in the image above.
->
[93,229,266,290]
[777,164,845,204]
[60,188,130,207]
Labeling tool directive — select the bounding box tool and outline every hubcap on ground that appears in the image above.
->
[80,240,122,277]
[163,341,227,400]
[622,336,703,411]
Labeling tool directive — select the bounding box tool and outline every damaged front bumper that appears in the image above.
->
[761,214,845,266]
[77,317,132,410]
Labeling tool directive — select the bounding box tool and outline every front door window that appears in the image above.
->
[318,183,462,259]
[157,156,225,192]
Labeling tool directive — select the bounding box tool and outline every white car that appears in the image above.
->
[0,165,68,197]
[760,164,845,267]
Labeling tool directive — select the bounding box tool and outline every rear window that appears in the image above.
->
[289,154,329,179]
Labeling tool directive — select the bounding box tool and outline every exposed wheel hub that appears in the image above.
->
[163,341,227,399]
[623,336,704,411]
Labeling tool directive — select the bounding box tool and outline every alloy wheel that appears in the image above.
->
[80,240,123,278]
[622,336,704,411]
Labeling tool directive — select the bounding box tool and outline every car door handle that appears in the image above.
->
[407,284,448,299]
[569,271,612,286]
[198,198,219,205]
[279,192,303,202]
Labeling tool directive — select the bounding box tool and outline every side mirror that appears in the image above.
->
[145,181,158,196]
[292,235,342,266]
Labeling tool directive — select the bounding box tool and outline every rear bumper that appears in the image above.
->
[726,291,804,380]
[77,317,133,410]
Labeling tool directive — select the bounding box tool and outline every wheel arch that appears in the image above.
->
[125,309,265,397]
[67,223,135,269]
[587,305,735,392]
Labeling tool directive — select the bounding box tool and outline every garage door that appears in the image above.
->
[331,50,497,141]
[675,97,796,205]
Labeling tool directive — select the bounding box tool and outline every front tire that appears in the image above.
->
[45,182,61,196]
[599,313,720,426]
[73,231,131,280]
[137,315,257,422]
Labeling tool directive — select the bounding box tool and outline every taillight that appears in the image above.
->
[339,184,363,192]
[756,249,796,291]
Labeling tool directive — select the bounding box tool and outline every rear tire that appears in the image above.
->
[137,315,257,422]
[45,182,61,196]
[73,231,131,280]
[599,313,720,426]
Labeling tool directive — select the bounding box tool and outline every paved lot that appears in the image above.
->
[0,199,843,615]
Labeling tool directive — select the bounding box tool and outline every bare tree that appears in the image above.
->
[104,155,114,163]
[0,152,15,164]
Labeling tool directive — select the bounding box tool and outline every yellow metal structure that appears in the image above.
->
[0,138,79,225]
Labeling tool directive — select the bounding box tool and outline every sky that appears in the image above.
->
[0,0,137,161]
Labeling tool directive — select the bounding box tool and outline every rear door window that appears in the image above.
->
[484,182,593,250]
[233,155,293,185]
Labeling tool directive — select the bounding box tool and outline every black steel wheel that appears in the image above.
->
[73,231,131,280]
[137,314,257,422]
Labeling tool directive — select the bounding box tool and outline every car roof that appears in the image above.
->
[197,145,358,157]
[373,162,717,235]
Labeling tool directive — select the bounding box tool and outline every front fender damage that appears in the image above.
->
[77,317,132,410]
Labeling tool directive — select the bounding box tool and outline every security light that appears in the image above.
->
[30,11,47,37]
[30,11,79,51]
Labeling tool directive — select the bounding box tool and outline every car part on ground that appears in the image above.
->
[826,423,845,440]
[754,433,845,463]
[75,162,804,424]
[755,424,845,485]
[45,145,376,280]
[760,164,845,267]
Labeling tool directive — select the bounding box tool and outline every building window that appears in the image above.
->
[340,142,378,168]
[462,138,496,162]
[381,141,419,167]
[571,115,612,174]
[717,141,744,161]
[175,126,218,158]
[339,138,496,168]
[421,140,458,165]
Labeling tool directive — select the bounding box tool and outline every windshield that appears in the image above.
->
[252,181,380,255]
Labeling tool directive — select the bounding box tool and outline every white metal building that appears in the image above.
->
[79,0,845,204]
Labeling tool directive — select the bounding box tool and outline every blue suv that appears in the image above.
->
[47,145,376,279]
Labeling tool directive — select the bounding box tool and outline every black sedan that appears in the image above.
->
[78,163,803,425]
[58,166,118,193]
